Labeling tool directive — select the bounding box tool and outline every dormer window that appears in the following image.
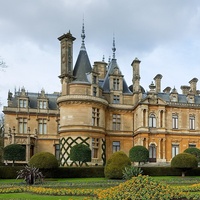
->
[19,99,27,108]
[113,78,120,90]
[93,75,97,84]
[39,101,47,109]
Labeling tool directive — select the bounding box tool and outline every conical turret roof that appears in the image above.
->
[73,22,92,82]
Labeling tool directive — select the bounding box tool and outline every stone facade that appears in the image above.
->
[3,25,200,165]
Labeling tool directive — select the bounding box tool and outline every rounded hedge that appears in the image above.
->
[70,144,91,166]
[184,147,200,162]
[3,144,26,165]
[171,153,198,169]
[129,145,149,164]
[29,152,58,169]
[104,151,131,179]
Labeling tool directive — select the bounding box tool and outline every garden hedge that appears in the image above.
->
[0,166,200,179]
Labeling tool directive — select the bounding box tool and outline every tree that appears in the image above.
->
[129,145,149,165]
[29,152,58,169]
[69,144,91,166]
[104,151,131,179]
[184,147,200,162]
[3,144,25,166]
[171,153,198,177]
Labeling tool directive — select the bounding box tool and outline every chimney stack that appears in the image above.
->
[189,78,198,94]
[154,74,163,93]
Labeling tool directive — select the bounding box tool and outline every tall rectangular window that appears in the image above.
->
[113,95,120,104]
[149,114,156,128]
[172,115,178,129]
[172,144,179,158]
[112,114,121,130]
[93,87,97,96]
[113,78,120,90]
[189,116,195,130]
[19,118,27,134]
[113,141,120,153]
[92,138,99,159]
[92,108,100,126]
[93,75,97,84]
[19,99,27,108]
[55,144,60,160]
[38,119,47,134]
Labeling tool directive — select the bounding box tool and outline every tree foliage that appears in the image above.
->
[129,145,149,165]
[29,152,58,169]
[184,147,200,162]
[104,151,131,179]
[3,144,25,166]
[69,144,91,166]
[171,153,198,177]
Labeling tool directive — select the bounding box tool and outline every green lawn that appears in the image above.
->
[0,193,88,199]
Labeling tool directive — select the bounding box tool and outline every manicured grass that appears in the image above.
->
[0,193,89,199]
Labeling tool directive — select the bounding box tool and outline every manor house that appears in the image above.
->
[3,24,200,165]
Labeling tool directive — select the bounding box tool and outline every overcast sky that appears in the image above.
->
[1,0,200,110]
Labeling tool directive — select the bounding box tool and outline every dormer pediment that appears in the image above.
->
[141,96,166,105]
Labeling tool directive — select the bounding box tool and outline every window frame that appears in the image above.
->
[172,115,178,129]
[112,114,121,130]
[149,113,156,128]
[112,141,120,153]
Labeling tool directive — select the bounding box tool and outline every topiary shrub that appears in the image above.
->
[104,151,131,179]
[3,144,26,166]
[29,152,58,169]
[69,144,91,166]
[129,145,149,165]
[184,147,200,162]
[171,153,198,177]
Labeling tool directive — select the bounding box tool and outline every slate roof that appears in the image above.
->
[101,58,132,94]
[73,49,92,82]
[8,91,60,110]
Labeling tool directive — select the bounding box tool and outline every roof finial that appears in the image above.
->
[112,34,116,59]
[81,17,86,50]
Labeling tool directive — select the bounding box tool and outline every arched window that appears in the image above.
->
[149,113,156,128]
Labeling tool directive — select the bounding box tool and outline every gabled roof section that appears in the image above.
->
[102,37,131,94]
[72,21,92,83]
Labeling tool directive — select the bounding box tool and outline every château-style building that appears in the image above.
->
[3,23,200,165]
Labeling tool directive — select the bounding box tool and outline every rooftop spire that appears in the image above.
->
[81,18,86,50]
[112,35,116,59]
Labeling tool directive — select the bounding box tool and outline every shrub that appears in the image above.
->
[104,151,131,179]
[122,166,143,180]
[184,147,200,162]
[29,152,58,169]
[129,145,149,165]
[3,144,25,166]
[171,153,198,177]
[97,175,181,199]
[69,144,91,166]
[17,165,44,185]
